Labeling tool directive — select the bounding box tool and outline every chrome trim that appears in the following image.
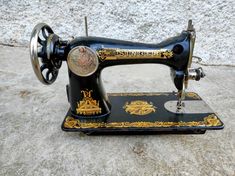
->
[29,23,53,85]
[67,46,99,77]
[165,100,213,114]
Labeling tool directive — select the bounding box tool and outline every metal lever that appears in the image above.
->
[176,67,205,113]
[188,67,206,81]
[187,19,194,32]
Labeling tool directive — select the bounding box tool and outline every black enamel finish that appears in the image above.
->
[30,22,224,134]
[60,31,191,119]
[61,92,224,135]
[66,31,190,70]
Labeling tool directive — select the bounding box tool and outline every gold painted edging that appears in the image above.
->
[108,92,200,99]
[186,92,201,99]
[108,92,171,96]
[63,114,222,129]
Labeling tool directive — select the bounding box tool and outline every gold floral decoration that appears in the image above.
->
[63,114,222,129]
[123,100,156,115]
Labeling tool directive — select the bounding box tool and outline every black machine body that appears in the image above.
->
[29,20,222,134]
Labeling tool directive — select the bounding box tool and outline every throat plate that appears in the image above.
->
[164,100,214,114]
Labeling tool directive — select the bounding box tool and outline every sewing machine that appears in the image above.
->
[29,19,223,134]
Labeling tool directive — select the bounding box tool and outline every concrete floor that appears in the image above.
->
[0,46,234,176]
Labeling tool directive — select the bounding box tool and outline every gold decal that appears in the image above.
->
[186,92,201,99]
[76,90,102,115]
[204,114,222,126]
[123,100,156,115]
[97,48,173,61]
[63,114,222,129]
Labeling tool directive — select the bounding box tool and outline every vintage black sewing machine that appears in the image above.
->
[29,20,223,134]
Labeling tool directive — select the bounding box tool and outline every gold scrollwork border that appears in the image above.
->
[108,92,201,98]
[186,92,201,99]
[108,92,171,97]
[63,114,222,129]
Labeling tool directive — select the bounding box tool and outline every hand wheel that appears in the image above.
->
[30,23,61,85]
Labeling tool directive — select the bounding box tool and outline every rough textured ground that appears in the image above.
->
[0,1,235,174]
[0,0,235,65]
[0,46,234,175]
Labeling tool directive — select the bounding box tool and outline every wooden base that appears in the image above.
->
[61,92,224,135]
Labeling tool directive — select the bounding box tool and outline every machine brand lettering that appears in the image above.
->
[97,48,173,60]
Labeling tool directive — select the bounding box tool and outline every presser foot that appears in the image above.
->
[176,100,185,114]
[176,90,186,114]
[61,92,224,135]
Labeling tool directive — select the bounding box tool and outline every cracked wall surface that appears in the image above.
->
[0,0,234,65]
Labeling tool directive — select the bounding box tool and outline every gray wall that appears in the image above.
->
[0,0,234,65]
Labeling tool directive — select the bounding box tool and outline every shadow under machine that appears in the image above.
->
[29,19,224,135]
